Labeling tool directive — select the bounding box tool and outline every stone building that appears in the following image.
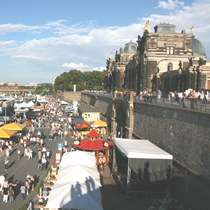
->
[104,23,210,94]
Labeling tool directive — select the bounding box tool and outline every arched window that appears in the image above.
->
[168,62,173,72]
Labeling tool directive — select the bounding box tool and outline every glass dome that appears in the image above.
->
[192,38,206,56]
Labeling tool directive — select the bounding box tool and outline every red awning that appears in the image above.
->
[86,129,101,137]
[72,120,86,125]
[76,123,91,129]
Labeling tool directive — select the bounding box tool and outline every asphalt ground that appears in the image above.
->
[0,124,74,210]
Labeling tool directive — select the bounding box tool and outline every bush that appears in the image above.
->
[46,167,52,177]
[36,179,44,195]
[19,204,27,210]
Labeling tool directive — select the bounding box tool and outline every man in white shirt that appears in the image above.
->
[0,174,5,191]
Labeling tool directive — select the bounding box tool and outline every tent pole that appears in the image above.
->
[125,159,131,198]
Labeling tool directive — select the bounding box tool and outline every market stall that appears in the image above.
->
[93,119,107,135]
[113,138,173,197]
[72,129,114,165]
[59,151,96,167]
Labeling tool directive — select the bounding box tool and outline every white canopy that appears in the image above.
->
[46,182,103,210]
[61,100,69,105]
[57,165,101,187]
[114,138,173,159]
[59,151,96,167]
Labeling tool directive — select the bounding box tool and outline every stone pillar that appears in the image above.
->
[111,93,117,135]
[127,93,134,139]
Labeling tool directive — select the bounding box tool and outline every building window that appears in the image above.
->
[85,114,87,118]
[166,47,174,55]
[88,114,90,118]
[168,62,173,72]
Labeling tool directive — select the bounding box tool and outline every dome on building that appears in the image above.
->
[123,40,137,54]
[192,38,206,56]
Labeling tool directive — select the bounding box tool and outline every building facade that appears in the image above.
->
[104,23,210,95]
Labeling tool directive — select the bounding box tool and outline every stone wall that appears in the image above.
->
[81,93,113,130]
[133,101,210,209]
[54,92,81,102]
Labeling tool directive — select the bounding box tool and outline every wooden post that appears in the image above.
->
[96,151,99,165]
[105,149,109,164]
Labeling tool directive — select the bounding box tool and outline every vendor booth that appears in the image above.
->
[113,138,173,197]
[45,181,103,210]
[75,123,91,135]
[59,151,96,167]
[72,129,114,165]
[2,123,26,131]
[93,120,107,135]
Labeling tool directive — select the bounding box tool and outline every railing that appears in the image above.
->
[82,92,210,113]
[134,95,210,113]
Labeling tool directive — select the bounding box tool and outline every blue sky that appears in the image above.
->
[0,0,209,84]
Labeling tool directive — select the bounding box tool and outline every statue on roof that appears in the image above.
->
[190,26,194,34]
[109,52,113,59]
[144,20,149,32]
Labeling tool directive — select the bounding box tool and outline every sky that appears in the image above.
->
[0,0,210,85]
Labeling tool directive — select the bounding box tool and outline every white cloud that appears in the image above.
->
[0,40,16,46]
[157,0,185,10]
[62,62,89,69]
[92,66,106,71]
[0,0,210,84]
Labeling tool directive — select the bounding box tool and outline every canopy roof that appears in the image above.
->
[57,165,101,187]
[72,120,86,125]
[61,100,69,105]
[0,128,18,138]
[72,139,114,151]
[86,129,101,137]
[2,123,26,131]
[76,123,91,129]
[59,151,96,167]
[45,181,103,210]
[73,117,84,121]
[93,120,107,127]
[115,138,173,159]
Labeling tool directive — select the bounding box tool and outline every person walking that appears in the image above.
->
[20,183,26,200]
[0,174,5,191]
[38,158,42,170]
[17,149,21,160]
[5,158,9,171]
[2,185,9,203]
[5,147,10,158]
[41,157,47,171]
[8,186,14,203]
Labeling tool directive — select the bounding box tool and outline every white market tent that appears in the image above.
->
[114,138,173,159]
[59,151,96,167]
[57,165,101,187]
[45,182,103,210]
[113,138,173,196]
[61,100,69,105]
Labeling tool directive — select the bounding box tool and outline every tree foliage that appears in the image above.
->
[54,69,106,91]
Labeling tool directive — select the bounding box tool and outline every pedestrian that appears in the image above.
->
[46,148,50,161]
[5,147,10,158]
[2,185,9,203]
[20,183,26,200]
[38,150,42,159]
[8,186,14,203]
[38,158,42,170]
[31,176,34,191]
[41,157,47,171]
[0,174,5,191]
[25,180,30,196]
[5,158,9,171]
[17,149,21,160]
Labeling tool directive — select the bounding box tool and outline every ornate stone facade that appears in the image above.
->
[104,23,210,94]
